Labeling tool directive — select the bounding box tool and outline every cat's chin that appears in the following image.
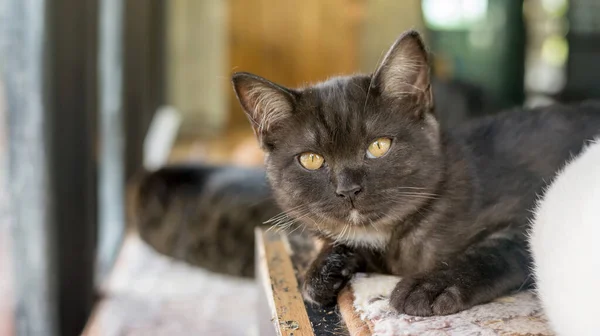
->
[321,210,384,230]
[329,209,372,227]
[333,208,389,227]
[347,209,364,225]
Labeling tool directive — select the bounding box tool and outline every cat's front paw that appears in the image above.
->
[301,248,358,306]
[390,273,467,316]
[301,270,350,307]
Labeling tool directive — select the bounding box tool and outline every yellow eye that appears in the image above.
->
[367,138,392,158]
[299,152,325,170]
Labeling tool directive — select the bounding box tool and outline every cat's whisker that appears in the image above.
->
[286,213,311,232]
[335,223,350,245]
[269,214,294,227]
[339,225,347,243]
[287,223,303,235]
[267,211,309,233]
[333,226,344,245]
[267,208,311,228]
[264,213,287,224]
[299,222,307,235]
[387,194,440,201]
[383,187,437,194]
[362,49,387,114]
[266,220,288,233]
[264,204,309,223]
[266,216,290,232]
[274,211,314,236]
[308,216,325,234]
[270,217,301,233]
[368,218,380,232]
[397,195,440,200]
[273,217,296,229]
[391,191,441,197]
[386,190,440,197]
[344,223,353,242]
[387,186,430,190]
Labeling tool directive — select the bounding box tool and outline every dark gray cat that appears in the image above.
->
[135,48,497,278]
[229,30,600,316]
[137,30,600,316]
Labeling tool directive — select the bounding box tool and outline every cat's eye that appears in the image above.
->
[299,152,325,170]
[367,137,392,158]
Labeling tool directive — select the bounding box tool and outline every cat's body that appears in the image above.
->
[296,99,600,315]
[529,139,600,336]
[370,105,600,274]
[137,106,600,278]
[228,30,600,316]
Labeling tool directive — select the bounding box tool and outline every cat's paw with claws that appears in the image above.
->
[301,245,360,306]
[390,273,468,316]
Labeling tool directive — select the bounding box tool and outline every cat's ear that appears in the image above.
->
[232,72,296,147]
[372,30,433,116]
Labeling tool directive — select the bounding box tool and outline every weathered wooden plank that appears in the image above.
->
[255,229,315,336]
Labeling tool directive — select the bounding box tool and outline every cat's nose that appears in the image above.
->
[336,184,362,200]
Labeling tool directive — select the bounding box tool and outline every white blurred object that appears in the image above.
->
[530,139,600,336]
[143,106,182,171]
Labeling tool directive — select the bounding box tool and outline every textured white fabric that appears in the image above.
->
[350,273,553,336]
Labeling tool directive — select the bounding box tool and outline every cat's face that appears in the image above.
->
[232,31,443,248]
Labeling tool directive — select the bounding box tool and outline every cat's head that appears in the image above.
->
[232,30,444,249]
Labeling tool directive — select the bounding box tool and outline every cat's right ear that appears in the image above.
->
[372,30,433,117]
[232,72,296,149]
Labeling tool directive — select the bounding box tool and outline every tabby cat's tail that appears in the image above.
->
[133,165,281,277]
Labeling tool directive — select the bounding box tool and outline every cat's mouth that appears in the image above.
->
[317,209,370,227]
[311,201,386,228]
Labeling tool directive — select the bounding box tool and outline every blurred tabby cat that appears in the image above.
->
[134,165,278,277]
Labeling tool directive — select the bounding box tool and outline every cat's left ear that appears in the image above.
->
[372,30,433,116]
[232,72,297,149]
